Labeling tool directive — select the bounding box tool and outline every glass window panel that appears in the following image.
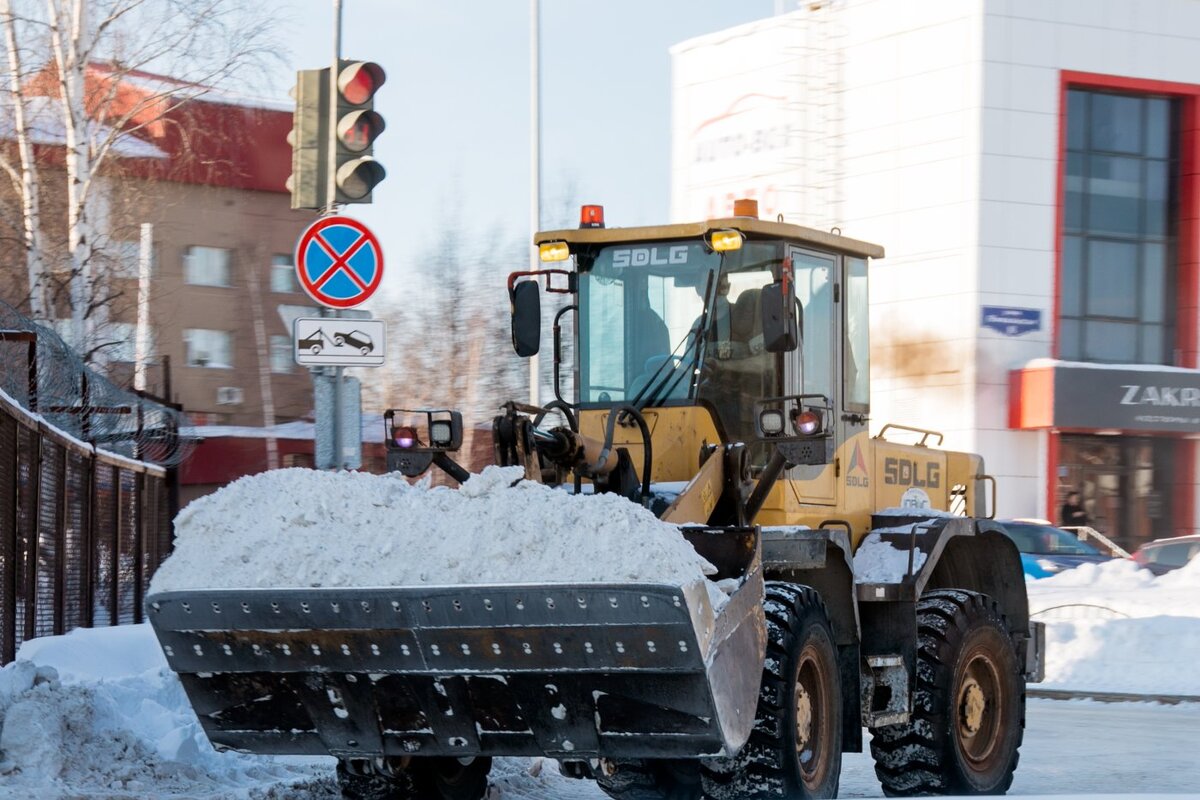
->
[1059,318,1081,361]
[1066,90,1088,151]
[1145,98,1170,158]
[270,335,292,373]
[1140,323,1165,365]
[581,276,626,402]
[183,329,233,368]
[1085,239,1138,318]
[1144,160,1169,236]
[270,254,296,293]
[1091,93,1143,154]
[1142,242,1165,323]
[108,241,144,279]
[1062,236,1083,316]
[1087,155,1141,236]
[184,246,231,287]
[1065,152,1085,232]
[1083,320,1139,362]
[791,249,834,400]
[844,257,870,410]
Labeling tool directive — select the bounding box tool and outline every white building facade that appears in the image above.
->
[671,0,1200,551]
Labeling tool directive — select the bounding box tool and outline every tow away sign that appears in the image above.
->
[294,318,385,367]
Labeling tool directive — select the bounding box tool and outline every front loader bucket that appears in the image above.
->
[146,528,765,762]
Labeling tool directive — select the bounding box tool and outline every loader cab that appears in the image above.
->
[519,205,883,491]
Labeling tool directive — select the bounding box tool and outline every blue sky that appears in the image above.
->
[274,1,774,293]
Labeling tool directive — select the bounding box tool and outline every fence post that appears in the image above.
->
[3,417,15,664]
[133,471,144,624]
[83,453,95,629]
[53,445,65,636]
[25,432,41,644]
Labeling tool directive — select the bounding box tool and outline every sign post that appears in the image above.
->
[294,214,384,470]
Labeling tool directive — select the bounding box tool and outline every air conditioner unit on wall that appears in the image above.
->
[216,387,244,406]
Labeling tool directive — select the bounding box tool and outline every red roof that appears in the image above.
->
[22,61,292,193]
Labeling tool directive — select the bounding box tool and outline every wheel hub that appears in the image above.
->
[959,678,986,736]
[794,683,813,752]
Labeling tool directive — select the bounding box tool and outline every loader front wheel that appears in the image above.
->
[336,756,491,800]
[869,589,1024,796]
[700,583,842,799]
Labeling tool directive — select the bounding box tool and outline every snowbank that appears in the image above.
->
[150,466,719,596]
[0,625,331,798]
[1028,557,1200,696]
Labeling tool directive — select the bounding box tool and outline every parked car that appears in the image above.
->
[1132,535,1200,575]
[995,519,1111,579]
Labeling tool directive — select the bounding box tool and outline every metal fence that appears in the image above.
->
[0,388,172,664]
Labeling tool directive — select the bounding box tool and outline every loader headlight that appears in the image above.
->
[759,408,786,436]
[708,229,744,252]
[539,241,570,262]
[429,420,454,448]
[793,409,822,436]
[394,426,418,449]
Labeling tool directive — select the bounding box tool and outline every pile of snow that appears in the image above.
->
[1028,557,1200,696]
[150,466,721,601]
[0,625,331,798]
[874,507,961,518]
[853,536,929,583]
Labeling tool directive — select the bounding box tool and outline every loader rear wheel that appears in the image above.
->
[336,756,491,800]
[869,589,1024,796]
[596,758,702,800]
[700,583,842,799]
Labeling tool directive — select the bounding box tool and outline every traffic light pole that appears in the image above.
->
[327,0,342,216]
[327,0,344,469]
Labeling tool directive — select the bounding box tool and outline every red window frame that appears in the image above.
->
[1050,71,1199,533]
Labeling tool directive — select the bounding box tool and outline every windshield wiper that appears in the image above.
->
[632,271,715,412]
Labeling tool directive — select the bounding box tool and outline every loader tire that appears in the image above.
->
[336,757,491,800]
[596,758,702,800]
[869,589,1024,796]
[700,583,842,799]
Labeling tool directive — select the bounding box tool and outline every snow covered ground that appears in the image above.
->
[1,558,1197,798]
[1,467,1197,798]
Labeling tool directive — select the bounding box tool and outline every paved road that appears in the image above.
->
[253,699,1200,798]
[488,699,1200,799]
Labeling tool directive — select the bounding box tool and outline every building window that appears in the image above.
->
[270,335,293,373]
[1061,90,1177,364]
[108,240,147,279]
[271,254,297,293]
[184,246,231,287]
[184,328,233,368]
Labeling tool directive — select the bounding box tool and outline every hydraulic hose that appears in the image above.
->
[588,404,652,501]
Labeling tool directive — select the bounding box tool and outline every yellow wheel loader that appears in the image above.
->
[146,201,1043,800]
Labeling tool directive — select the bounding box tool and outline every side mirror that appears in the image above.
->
[761,281,799,352]
[510,279,541,357]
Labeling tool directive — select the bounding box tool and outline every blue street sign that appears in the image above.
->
[981,306,1041,337]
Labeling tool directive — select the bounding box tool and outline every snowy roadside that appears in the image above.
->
[1026,557,1200,696]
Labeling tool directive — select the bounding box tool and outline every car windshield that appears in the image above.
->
[1002,523,1101,556]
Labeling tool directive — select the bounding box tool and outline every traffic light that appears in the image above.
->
[287,68,329,211]
[333,60,386,203]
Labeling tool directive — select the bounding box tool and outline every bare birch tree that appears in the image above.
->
[0,0,47,319]
[0,0,276,356]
